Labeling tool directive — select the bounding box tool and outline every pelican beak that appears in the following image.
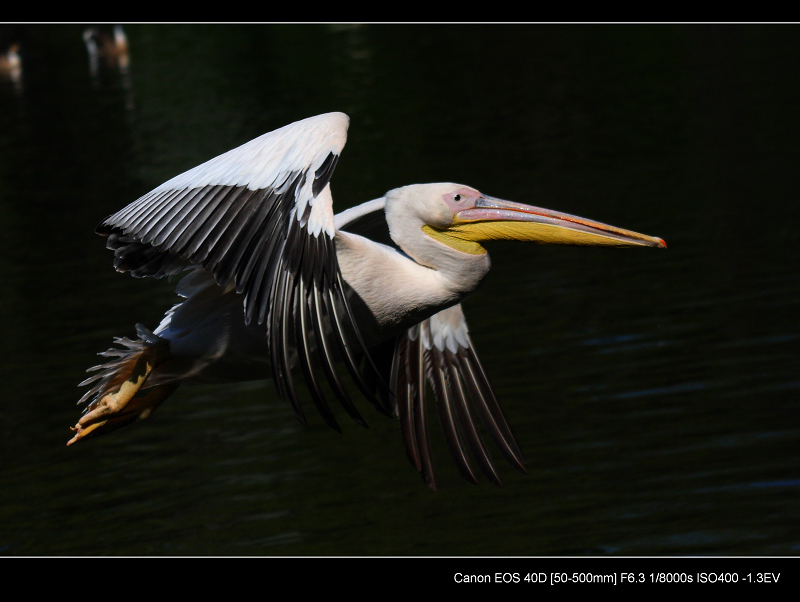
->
[451,196,666,249]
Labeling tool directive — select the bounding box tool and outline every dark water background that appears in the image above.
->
[0,24,798,556]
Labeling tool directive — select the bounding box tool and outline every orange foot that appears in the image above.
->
[68,341,175,445]
[68,383,177,445]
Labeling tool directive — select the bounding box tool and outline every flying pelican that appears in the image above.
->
[69,112,665,489]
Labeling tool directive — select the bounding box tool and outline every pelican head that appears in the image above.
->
[386,182,665,260]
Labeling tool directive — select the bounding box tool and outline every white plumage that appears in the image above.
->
[70,112,665,489]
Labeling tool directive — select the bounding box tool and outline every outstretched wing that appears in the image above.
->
[390,305,527,490]
[337,200,526,489]
[97,112,388,430]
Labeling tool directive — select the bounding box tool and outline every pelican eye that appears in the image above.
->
[453,194,462,202]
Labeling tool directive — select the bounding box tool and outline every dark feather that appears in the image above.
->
[429,347,479,485]
[96,134,394,430]
[388,315,526,489]
[313,152,339,196]
[294,277,340,432]
[444,349,504,487]
[392,329,437,489]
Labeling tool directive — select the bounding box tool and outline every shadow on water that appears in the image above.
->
[0,24,798,556]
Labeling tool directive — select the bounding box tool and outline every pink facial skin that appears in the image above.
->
[441,187,483,214]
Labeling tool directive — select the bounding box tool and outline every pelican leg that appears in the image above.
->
[68,341,174,445]
[67,383,178,445]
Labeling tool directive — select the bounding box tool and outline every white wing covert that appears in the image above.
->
[96,113,388,430]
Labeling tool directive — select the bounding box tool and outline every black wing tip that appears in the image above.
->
[312,152,339,197]
[96,218,115,236]
[392,321,530,490]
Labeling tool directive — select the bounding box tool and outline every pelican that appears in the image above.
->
[0,43,21,84]
[69,112,665,489]
[83,25,129,74]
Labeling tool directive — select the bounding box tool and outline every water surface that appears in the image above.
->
[0,24,798,556]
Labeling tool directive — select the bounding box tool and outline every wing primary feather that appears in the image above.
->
[100,189,172,233]
[213,188,275,287]
[394,327,437,489]
[311,284,367,427]
[141,188,208,244]
[279,269,303,420]
[388,335,401,407]
[267,264,289,414]
[235,194,283,297]
[294,277,341,432]
[393,334,421,472]
[313,152,339,196]
[430,346,479,485]
[386,337,401,418]
[110,241,155,274]
[446,351,504,487]
[324,279,391,417]
[248,214,288,326]
[194,187,264,274]
[128,248,183,279]
[456,345,527,474]
[145,187,213,247]
[285,219,303,273]
[269,267,305,425]
[333,270,392,412]
[170,185,245,257]
[241,242,270,327]
[411,328,438,488]
[130,188,187,241]
[300,227,318,287]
